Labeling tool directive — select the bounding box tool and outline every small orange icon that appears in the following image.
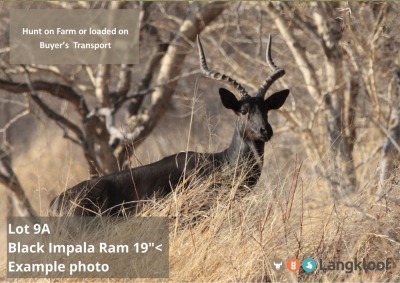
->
[286,258,300,272]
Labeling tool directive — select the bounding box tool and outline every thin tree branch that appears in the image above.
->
[21,68,85,143]
[0,78,89,117]
[116,64,133,97]
[30,94,84,143]
[95,64,111,106]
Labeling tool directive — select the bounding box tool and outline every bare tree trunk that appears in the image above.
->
[314,3,357,195]
[377,70,400,201]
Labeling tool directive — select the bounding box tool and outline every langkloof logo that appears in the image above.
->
[319,258,392,273]
[271,257,393,273]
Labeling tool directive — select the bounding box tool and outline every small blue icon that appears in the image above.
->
[302,258,317,272]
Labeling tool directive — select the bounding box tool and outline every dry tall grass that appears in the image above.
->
[152,162,400,282]
[2,158,398,283]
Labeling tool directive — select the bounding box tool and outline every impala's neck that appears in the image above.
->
[220,125,265,170]
[211,125,265,187]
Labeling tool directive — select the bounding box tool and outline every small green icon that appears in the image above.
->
[302,258,317,272]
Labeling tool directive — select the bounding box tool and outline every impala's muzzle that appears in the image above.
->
[260,124,273,141]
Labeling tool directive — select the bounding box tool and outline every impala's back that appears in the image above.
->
[48,151,218,216]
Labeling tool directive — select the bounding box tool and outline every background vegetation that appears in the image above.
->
[0,1,399,281]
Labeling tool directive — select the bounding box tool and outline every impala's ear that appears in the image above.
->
[219,88,240,112]
[265,89,290,110]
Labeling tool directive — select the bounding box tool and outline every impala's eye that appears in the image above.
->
[240,105,249,115]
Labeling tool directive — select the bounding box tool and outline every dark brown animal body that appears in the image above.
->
[49,35,289,216]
